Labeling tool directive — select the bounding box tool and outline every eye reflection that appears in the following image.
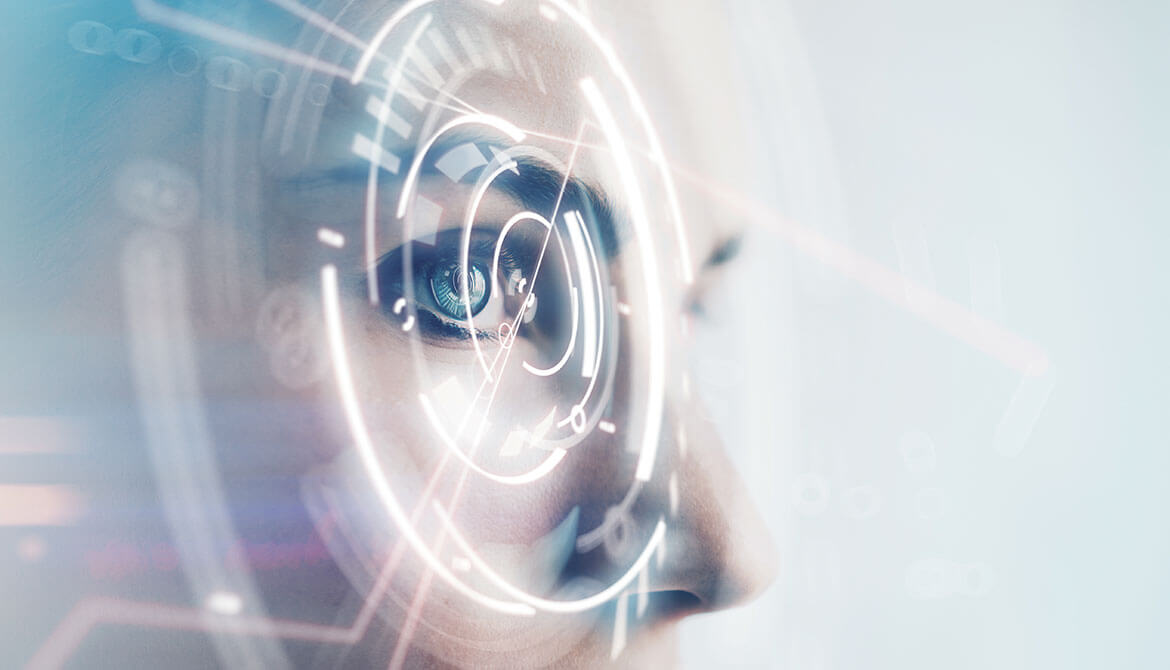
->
[364,229,525,342]
[428,259,489,320]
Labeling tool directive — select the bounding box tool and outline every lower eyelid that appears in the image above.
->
[409,303,504,342]
[414,310,472,340]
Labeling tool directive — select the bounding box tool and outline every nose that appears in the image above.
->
[636,392,779,613]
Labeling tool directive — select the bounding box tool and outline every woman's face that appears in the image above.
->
[68,0,777,666]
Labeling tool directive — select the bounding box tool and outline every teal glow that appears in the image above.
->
[428,260,489,320]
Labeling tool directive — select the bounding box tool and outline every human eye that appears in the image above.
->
[360,230,507,343]
[685,233,744,321]
[361,224,568,350]
[423,254,491,321]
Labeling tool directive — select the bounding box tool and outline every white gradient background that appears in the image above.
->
[667,1,1169,668]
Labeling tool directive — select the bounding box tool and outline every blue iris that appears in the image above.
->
[428,260,489,320]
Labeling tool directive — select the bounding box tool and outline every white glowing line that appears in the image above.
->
[503,39,526,79]
[262,0,379,56]
[405,33,444,88]
[351,0,434,84]
[459,142,576,389]
[391,297,415,331]
[364,95,412,140]
[515,122,589,379]
[354,0,692,286]
[320,265,534,616]
[418,393,567,485]
[530,56,548,94]
[204,591,243,616]
[577,210,607,398]
[351,133,401,173]
[427,29,462,73]
[522,289,578,377]
[599,420,616,434]
[396,114,525,219]
[547,1,693,283]
[611,590,628,659]
[454,26,486,69]
[436,502,667,613]
[636,569,649,618]
[434,142,488,182]
[477,24,508,72]
[490,211,574,376]
[362,15,432,304]
[460,160,528,381]
[316,227,345,248]
[575,481,642,552]
[580,77,665,482]
[565,210,598,378]
[668,471,679,516]
[389,67,428,111]
[133,0,353,79]
[491,211,550,299]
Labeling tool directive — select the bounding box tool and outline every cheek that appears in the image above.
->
[327,291,635,591]
[338,307,578,532]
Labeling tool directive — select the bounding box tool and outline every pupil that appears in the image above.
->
[430,261,489,319]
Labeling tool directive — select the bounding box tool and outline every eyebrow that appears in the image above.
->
[493,156,624,259]
[702,233,744,270]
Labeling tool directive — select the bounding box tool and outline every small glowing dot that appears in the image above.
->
[17,535,46,563]
[317,227,345,248]
[599,420,616,434]
[205,590,243,615]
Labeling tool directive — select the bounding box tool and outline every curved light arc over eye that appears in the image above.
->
[521,288,578,377]
[396,113,525,220]
[579,77,665,483]
[459,156,541,382]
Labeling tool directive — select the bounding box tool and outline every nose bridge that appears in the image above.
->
[640,393,779,611]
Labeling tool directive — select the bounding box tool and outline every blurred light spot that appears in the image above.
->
[204,591,243,615]
[0,486,84,526]
[17,535,47,563]
[791,473,830,516]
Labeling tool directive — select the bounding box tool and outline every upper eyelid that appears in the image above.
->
[703,233,745,269]
[369,228,518,272]
[288,152,623,254]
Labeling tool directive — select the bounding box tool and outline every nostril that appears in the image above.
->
[645,590,705,622]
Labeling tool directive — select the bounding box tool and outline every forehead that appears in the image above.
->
[297,0,731,270]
